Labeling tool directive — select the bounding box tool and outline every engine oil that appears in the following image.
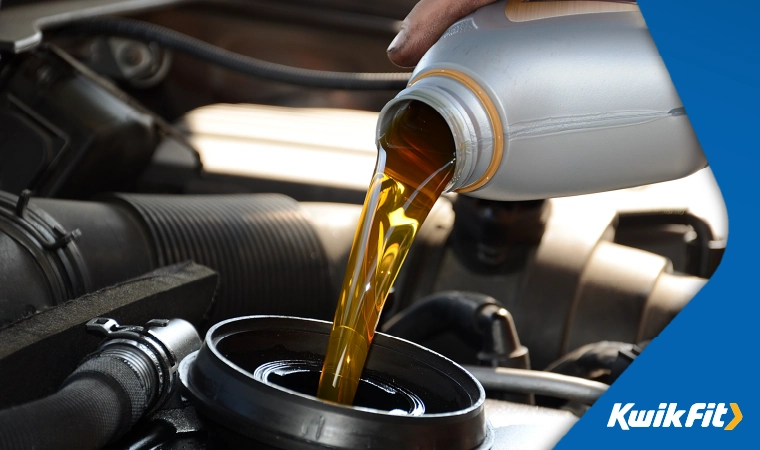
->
[318,0,707,405]
[258,359,425,415]
[317,100,456,404]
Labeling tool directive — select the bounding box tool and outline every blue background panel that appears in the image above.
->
[558,0,759,447]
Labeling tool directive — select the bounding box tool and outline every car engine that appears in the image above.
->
[0,1,727,449]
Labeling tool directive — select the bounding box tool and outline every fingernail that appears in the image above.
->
[387,28,406,53]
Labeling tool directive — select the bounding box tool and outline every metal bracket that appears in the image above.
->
[41,227,83,250]
[13,189,83,251]
[86,317,121,335]
[14,190,33,219]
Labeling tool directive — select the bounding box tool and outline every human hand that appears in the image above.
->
[387,0,498,68]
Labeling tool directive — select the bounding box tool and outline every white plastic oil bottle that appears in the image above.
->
[377,0,706,201]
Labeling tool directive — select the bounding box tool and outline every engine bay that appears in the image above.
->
[0,1,728,449]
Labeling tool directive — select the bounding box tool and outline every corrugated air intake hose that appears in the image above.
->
[0,191,335,327]
[112,193,335,321]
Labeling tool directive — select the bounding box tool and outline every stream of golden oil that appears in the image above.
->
[317,101,457,404]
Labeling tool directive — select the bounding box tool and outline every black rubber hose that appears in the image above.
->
[0,345,157,450]
[381,291,499,349]
[544,341,642,383]
[63,17,412,90]
[382,291,530,369]
[462,366,609,405]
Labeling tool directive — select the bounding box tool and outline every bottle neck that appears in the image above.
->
[376,75,499,193]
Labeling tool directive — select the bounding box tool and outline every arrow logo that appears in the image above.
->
[724,403,742,430]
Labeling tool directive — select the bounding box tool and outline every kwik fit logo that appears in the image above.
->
[608,403,742,430]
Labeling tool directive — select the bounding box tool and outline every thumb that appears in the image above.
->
[387,0,498,68]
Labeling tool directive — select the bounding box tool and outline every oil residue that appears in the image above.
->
[318,100,457,404]
[257,359,425,415]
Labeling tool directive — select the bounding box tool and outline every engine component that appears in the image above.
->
[62,17,411,90]
[448,191,718,369]
[450,197,548,274]
[0,0,190,53]
[560,241,706,355]
[0,262,216,408]
[0,190,93,322]
[0,1,729,449]
[616,210,720,279]
[383,291,529,369]
[545,341,642,384]
[462,366,608,406]
[0,0,411,90]
[0,190,336,326]
[0,46,163,197]
[75,36,173,88]
[0,317,201,450]
[87,317,201,413]
[180,315,492,450]
[110,193,334,322]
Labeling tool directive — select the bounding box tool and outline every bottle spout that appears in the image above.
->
[377,73,500,194]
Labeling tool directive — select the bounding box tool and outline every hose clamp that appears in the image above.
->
[86,317,201,412]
